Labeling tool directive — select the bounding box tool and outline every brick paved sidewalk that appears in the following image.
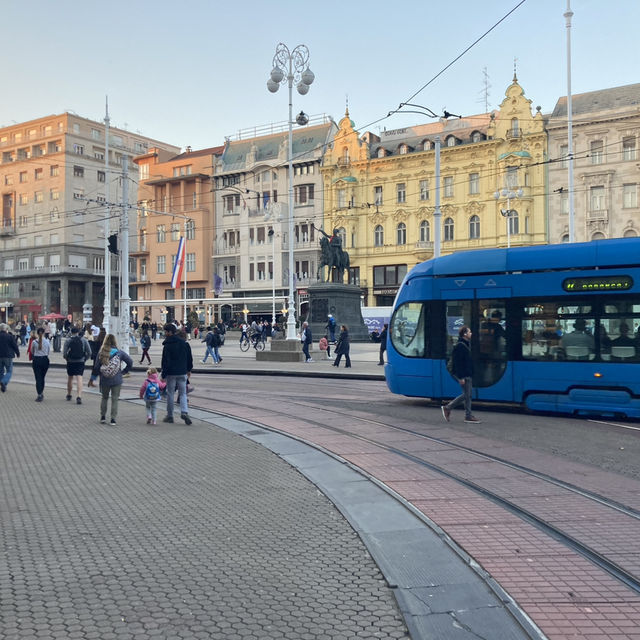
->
[0,382,408,639]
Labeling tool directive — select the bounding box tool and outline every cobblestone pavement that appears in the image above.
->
[0,380,409,639]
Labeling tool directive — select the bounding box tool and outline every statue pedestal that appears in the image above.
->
[307,283,369,342]
[256,338,305,363]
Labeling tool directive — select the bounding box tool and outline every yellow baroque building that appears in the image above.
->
[320,77,547,306]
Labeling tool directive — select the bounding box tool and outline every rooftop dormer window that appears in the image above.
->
[446,136,457,147]
[399,144,408,155]
[422,140,431,151]
[377,147,385,158]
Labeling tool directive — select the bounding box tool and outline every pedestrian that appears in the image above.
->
[30,327,50,402]
[240,322,248,344]
[139,330,152,364]
[301,321,313,362]
[19,322,27,346]
[63,325,92,404]
[326,314,336,342]
[333,324,351,368]
[0,323,21,393]
[211,327,222,364]
[151,322,158,340]
[88,328,106,387]
[442,326,481,424]
[139,367,166,425]
[201,326,216,363]
[160,323,194,425]
[378,323,388,365]
[92,333,133,425]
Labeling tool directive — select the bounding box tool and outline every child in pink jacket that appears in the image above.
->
[139,367,166,425]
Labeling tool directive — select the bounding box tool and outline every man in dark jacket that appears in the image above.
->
[442,326,481,424]
[301,321,313,362]
[378,323,388,365]
[0,323,20,392]
[161,323,194,424]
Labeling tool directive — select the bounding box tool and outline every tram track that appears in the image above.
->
[187,387,640,596]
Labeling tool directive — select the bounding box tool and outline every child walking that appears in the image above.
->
[139,367,166,425]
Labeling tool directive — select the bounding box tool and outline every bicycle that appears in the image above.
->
[239,333,265,352]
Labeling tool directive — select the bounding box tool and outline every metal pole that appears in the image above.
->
[120,156,130,355]
[103,97,111,333]
[507,199,511,249]
[272,232,276,326]
[286,57,296,340]
[434,136,441,258]
[565,0,575,242]
[183,221,188,326]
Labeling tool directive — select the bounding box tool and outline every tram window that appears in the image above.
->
[390,302,426,357]
[445,301,471,358]
[601,318,640,361]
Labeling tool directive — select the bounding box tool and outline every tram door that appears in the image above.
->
[440,298,511,400]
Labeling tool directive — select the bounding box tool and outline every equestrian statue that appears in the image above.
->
[315,226,350,282]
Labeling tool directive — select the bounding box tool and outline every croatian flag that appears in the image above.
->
[171,236,185,289]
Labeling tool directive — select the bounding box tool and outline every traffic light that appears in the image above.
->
[108,234,118,254]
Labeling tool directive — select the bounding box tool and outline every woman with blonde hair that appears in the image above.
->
[30,326,51,401]
[91,333,133,425]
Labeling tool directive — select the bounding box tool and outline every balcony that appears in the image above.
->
[218,245,240,255]
[587,208,608,221]
[415,241,434,250]
[0,221,16,236]
[506,130,522,140]
[336,157,350,167]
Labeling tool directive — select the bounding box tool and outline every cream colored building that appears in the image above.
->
[321,78,547,305]
[546,83,640,243]
[0,113,179,324]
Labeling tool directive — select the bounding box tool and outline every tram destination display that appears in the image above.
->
[562,275,633,292]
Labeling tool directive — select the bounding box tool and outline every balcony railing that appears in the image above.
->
[587,208,608,221]
[415,241,434,250]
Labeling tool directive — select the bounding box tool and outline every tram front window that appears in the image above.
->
[390,302,426,357]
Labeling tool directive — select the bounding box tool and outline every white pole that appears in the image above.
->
[120,155,130,355]
[286,57,296,340]
[507,199,512,249]
[433,136,442,258]
[183,221,188,326]
[103,97,111,333]
[272,231,276,325]
[565,0,575,242]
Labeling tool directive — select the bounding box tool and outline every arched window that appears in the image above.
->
[469,215,480,239]
[342,147,349,162]
[471,131,482,143]
[377,147,385,158]
[419,220,430,242]
[444,217,454,241]
[374,225,384,247]
[396,222,406,245]
[399,144,408,155]
[511,118,519,136]
[624,229,638,237]
[561,234,570,243]
[446,136,457,147]
[592,231,606,241]
[508,212,519,235]
[422,140,431,151]
[336,227,347,247]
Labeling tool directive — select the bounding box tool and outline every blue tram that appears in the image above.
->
[385,238,640,418]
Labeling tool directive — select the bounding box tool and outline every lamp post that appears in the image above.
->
[494,188,523,248]
[264,202,282,327]
[267,43,314,340]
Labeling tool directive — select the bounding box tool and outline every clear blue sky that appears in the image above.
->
[0,0,637,151]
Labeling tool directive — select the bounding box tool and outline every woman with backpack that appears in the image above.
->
[91,333,133,426]
[139,367,166,425]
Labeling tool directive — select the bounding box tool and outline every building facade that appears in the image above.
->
[320,78,547,305]
[546,83,640,243]
[133,145,224,326]
[0,113,179,325]
[212,118,336,324]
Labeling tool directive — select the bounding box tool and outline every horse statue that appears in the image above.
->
[317,231,350,282]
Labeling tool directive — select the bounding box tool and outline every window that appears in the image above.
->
[192,191,197,208]
[18,258,29,271]
[50,165,59,177]
[19,193,28,205]
[4,175,13,185]
[249,263,255,281]
[510,118,519,136]
[508,212,519,235]
[50,188,59,201]
[377,148,385,158]
[19,215,28,227]
[73,144,84,155]
[590,186,605,211]
[373,264,407,286]
[337,189,346,208]
[185,219,195,240]
[396,183,406,204]
[396,223,406,245]
[294,184,314,205]
[91,128,101,140]
[446,136,456,147]
[374,225,384,247]
[186,253,195,272]
[390,302,426,358]
[399,144,408,155]
[94,151,104,160]
[374,186,383,206]
[419,180,429,200]
[561,194,568,215]
[157,255,166,273]
[73,165,84,178]
[336,227,346,248]
[223,194,240,213]
[34,168,43,181]
[506,166,518,189]
[469,173,479,195]
[423,140,431,151]
[471,131,482,143]
[139,163,149,180]
[444,217,454,241]
[469,215,480,239]
[97,170,105,182]
[419,220,430,242]
[623,184,638,209]
[348,266,360,286]
[157,224,166,242]
[19,171,27,183]
[444,176,453,198]
[170,223,180,241]
[590,140,603,164]
[623,137,637,161]
[50,234,59,245]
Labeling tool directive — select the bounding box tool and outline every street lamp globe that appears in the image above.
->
[301,68,315,86]
[267,79,280,93]
[270,66,284,83]
[296,82,309,95]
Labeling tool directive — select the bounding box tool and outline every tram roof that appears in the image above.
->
[411,238,640,278]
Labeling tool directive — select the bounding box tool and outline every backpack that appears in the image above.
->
[100,353,121,378]
[140,335,151,349]
[67,336,85,360]
[144,380,160,401]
